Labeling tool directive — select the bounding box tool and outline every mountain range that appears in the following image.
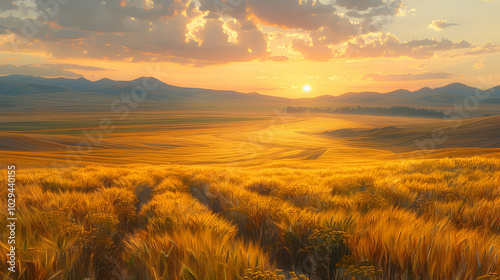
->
[1,75,499,113]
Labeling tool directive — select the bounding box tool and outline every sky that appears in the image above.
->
[0,0,499,98]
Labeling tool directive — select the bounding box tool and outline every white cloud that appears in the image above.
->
[428,20,459,31]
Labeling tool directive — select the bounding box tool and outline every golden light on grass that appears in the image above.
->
[3,155,500,279]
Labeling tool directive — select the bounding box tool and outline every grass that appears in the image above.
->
[1,113,500,279]
[1,155,500,279]
[0,117,268,134]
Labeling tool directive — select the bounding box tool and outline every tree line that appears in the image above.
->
[284,105,445,118]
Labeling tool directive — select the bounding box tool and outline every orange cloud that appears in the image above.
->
[363,71,455,81]
[0,0,497,69]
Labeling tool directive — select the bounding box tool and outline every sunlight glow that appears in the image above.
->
[303,84,312,93]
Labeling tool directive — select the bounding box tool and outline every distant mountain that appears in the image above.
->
[317,82,500,108]
[0,75,95,92]
[0,75,499,113]
[0,75,291,111]
[0,82,67,95]
[434,83,479,96]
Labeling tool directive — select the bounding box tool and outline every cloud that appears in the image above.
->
[0,1,271,65]
[473,61,484,70]
[444,42,500,58]
[0,64,82,78]
[288,30,476,61]
[39,63,113,72]
[0,63,112,79]
[6,0,269,65]
[48,30,91,40]
[286,0,405,60]
[463,42,500,56]
[336,0,385,11]
[245,0,339,30]
[290,40,336,61]
[334,33,472,60]
[428,20,459,31]
[2,9,268,65]
[363,71,455,81]
[2,57,19,62]
[0,0,407,64]
[409,63,427,69]
[259,55,290,62]
[0,24,8,35]
[0,1,16,11]
[0,0,494,65]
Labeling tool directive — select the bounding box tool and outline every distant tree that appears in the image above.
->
[284,106,445,118]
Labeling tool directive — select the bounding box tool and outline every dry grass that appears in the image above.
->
[0,155,499,279]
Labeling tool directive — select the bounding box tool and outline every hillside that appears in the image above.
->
[0,75,289,112]
[323,115,500,152]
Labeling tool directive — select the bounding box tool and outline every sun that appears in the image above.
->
[303,84,312,93]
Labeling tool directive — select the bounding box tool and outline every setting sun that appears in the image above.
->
[303,84,312,93]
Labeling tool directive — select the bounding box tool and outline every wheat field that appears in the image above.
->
[1,114,500,280]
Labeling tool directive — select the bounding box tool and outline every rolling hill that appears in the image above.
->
[322,115,500,152]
